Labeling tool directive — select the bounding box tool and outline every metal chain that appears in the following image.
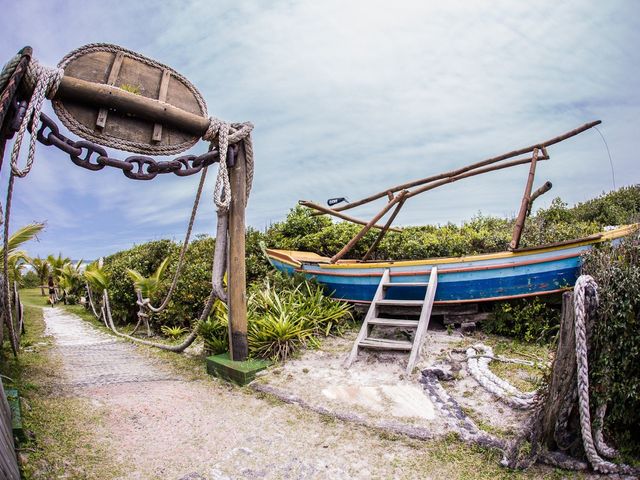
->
[32,112,226,180]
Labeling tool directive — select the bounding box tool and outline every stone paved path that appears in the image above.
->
[41,307,441,480]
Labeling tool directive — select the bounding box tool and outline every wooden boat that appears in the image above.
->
[265,224,637,304]
[265,121,635,304]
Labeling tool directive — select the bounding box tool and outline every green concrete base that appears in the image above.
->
[206,353,271,386]
[4,388,25,442]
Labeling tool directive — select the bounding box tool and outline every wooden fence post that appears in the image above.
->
[227,144,248,361]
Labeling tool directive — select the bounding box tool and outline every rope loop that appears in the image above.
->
[11,59,63,178]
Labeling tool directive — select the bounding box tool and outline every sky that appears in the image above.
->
[1,0,639,260]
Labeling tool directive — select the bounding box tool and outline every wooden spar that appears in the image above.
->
[298,200,402,232]
[228,145,248,361]
[330,192,407,263]
[326,121,601,213]
[362,196,407,261]
[55,76,210,136]
[527,181,552,216]
[510,148,540,250]
[404,153,548,200]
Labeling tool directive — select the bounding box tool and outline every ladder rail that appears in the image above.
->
[345,269,390,367]
[405,266,438,374]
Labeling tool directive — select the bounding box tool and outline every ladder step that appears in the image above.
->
[383,282,429,288]
[368,318,419,328]
[359,338,413,350]
[376,299,424,307]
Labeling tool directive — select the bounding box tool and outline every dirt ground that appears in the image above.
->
[38,307,555,479]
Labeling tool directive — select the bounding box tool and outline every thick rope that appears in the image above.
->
[572,275,634,475]
[466,344,539,410]
[0,53,21,94]
[12,59,63,178]
[203,117,254,210]
[143,166,209,313]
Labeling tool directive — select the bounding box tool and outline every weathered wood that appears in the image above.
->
[537,292,582,455]
[405,153,547,200]
[510,148,539,250]
[327,121,600,213]
[527,181,553,216]
[330,193,407,263]
[299,200,401,232]
[362,195,406,261]
[228,144,248,361]
[56,76,208,138]
[151,69,171,142]
[0,380,20,480]
[95,51,124,129]
[406,267,438,374]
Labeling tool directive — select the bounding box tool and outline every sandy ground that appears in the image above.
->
[42,308,534,479]
[255,324,530,438]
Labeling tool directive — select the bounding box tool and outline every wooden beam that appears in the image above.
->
[227,145,248,361]
[362,195,406,261]
[298,200,402,232]
[509,148,539,250]
[328,121,600,213]
[55,75,209,136]
[95,51,124,130]
[527,181,552,216]
[330,192,406,263]
[405,153,548,200]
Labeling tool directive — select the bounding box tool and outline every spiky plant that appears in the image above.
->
[125,257,170,300]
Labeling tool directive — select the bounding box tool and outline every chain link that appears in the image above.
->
[33,113,223,180]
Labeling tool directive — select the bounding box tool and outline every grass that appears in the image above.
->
[1,288,123,479]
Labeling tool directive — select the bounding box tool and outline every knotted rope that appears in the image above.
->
[203,117,254,211]
[466,344,539,410]
[572,275,634,475]
[12,59,63,177]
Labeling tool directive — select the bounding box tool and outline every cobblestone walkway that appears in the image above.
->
[43,307,177,388]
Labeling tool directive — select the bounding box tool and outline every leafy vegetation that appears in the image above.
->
[583,229,640,457]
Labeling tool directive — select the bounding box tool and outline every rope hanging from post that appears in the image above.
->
[572,275,635,475]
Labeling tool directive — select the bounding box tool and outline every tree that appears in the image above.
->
[30,256,50,295]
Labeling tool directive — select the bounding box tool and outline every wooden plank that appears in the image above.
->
[95,51,125,129]
[228,144,248,361]
[346,269,389,367]
[368,318,419,328]
[151,69,171,142]
[383,282,429,288]
[359,338,413,350]
[406,266,438,374]
[376,299,424,307]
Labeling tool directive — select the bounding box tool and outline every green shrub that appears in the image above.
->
[198,300,229,356]
[65,294,78,305]
[160,325,188,339]
[482,297,561,344]
[21,270,40,288]
[583,230,640,456]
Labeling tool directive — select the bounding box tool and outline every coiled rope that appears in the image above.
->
[466,344,539,410]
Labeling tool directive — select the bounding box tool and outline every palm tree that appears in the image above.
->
[58,260,84,298]
[84,258,109,294]
[30,256,50,295]
[126,257,170,336]
[47,253,70,281]
[0,222,45,354]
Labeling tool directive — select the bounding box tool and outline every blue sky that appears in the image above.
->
[1,0,639,260]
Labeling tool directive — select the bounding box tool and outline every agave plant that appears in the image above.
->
[160,325,188,339]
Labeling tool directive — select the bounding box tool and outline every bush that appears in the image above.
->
[21,270,40,288]
[65,294,78,305]
[482,297,561,344]
[583,230,640,456]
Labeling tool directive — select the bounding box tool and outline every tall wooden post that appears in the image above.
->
[509,148,539,250]
[227,144,248,361]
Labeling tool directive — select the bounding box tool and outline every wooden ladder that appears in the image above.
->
[346,266,438,374]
